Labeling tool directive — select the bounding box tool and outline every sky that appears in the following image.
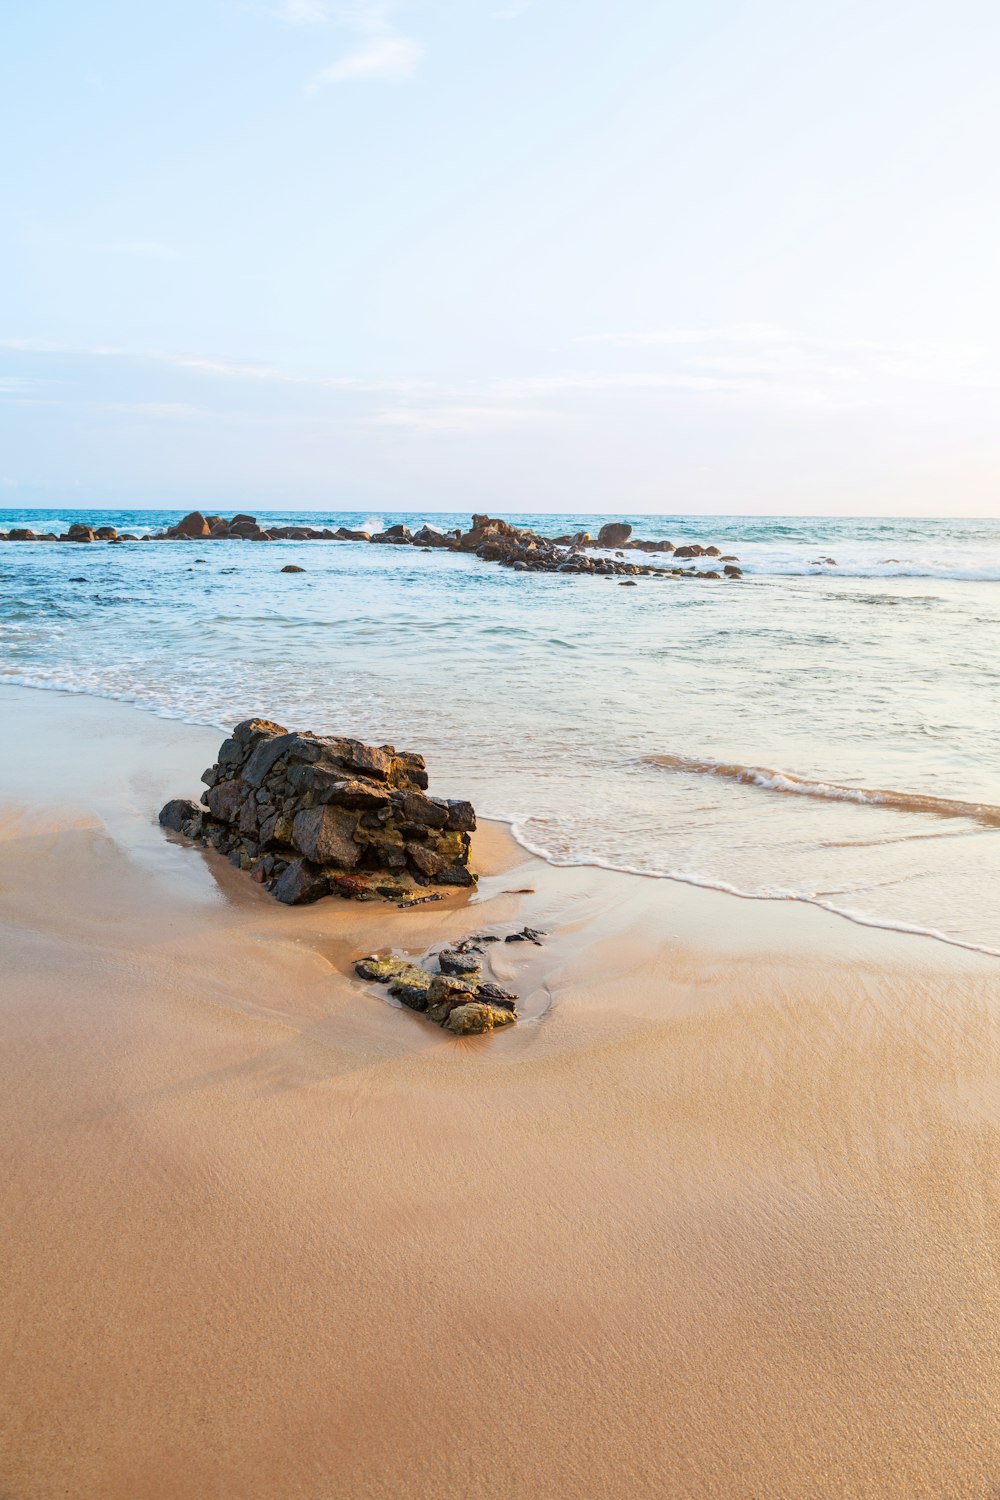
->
[2,0,1000,515]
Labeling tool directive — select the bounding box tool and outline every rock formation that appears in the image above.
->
[159,718,477,905]
[0,512,741,580]
[355,937,522,1034]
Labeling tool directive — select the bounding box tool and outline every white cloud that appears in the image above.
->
[3,328,990,430]
[307,2,422,89]
[0,339,423,395]
[311,32,422,84]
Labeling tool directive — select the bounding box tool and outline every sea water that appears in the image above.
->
[2,509,1000,954]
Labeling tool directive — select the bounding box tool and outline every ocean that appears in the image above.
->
[3,508,1000,955]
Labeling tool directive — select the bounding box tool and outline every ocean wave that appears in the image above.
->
[485,815,1000,961]
[642,753,1000,826]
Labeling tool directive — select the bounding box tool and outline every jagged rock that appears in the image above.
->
[477,982,517,1009]
[271,858,329,905]
[425,973,478,1023]
[387,969,434,1009]
[291,805,361,867]
[437,948,481,976]
[159,718,477,904]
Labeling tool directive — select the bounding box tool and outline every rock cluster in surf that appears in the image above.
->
[1,512,742,579]
[159,718,477,906]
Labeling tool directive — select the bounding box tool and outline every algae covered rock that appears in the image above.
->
[159,718,477,905]
[354,938,524,1035]
[443,1002,515,1035]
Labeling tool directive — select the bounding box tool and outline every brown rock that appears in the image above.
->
[174,511,210,538]
[291,805,361,867]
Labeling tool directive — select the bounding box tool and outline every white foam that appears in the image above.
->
[483,815,1000,962]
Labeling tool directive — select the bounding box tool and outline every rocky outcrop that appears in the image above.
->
[159,718,477,905]
[355,936,522,1034]
[0,512,740,580]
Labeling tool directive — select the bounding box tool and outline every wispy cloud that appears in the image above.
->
[274,0,329,19]
[307,2,423,89]
[2,328,989,432]
[575,326,988,410]
[0,339,423,396]
[369,402,549,432]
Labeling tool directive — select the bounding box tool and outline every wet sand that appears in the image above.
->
[2,684,1000,1499]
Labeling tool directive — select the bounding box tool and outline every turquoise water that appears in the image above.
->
[3,509,1000,953]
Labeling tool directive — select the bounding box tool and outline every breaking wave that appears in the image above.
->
[643,753,1000,827]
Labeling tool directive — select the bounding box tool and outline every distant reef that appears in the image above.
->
[0,513,743,579]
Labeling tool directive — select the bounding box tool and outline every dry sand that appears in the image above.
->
[2,684,1000,1499]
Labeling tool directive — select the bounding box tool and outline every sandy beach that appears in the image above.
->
[2,682,1000,1499]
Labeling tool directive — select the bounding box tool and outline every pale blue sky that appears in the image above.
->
[3,0,999,513]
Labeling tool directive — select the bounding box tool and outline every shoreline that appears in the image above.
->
[4,677,1000,964]
[3,685,1000,1498]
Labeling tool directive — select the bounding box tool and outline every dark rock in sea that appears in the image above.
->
[619,580,637,586]
[3,508,735,588]
[724,565,743,578]
[597,522,633,547]
[159,718,477,905]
